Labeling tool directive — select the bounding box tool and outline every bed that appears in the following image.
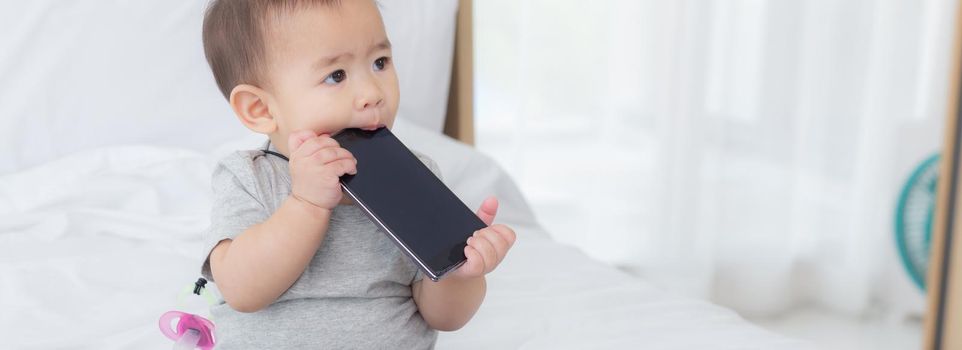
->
[0,1,812,348]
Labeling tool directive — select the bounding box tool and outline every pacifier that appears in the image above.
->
[159,311,216,350]
[159,277,218,349]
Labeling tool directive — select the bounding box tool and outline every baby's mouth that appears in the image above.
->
[329,124,385,137]
[359,123,387,131]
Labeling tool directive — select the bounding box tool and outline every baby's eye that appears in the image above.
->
[373,57,390,71]
[323,69,347,85]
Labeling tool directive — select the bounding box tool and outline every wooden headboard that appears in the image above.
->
[925,0,962,348]
[442,0,475,145]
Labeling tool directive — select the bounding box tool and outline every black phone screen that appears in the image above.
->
[333,127,487,281]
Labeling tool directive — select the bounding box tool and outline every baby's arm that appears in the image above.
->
[412,197,516,331]
[209,197,330,312]
[209,131,357,313]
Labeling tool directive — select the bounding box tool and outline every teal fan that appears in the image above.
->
[894,154,939,291]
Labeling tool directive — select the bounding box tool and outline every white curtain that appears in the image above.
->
[474,0,956,317]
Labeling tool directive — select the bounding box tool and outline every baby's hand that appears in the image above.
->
[287,130,357,211]
[448,196,517,280]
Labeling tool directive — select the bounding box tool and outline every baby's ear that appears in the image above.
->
[229,84,277,135]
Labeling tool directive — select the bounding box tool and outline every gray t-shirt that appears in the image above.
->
[200,141,439,349]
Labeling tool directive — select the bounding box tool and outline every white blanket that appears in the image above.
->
[0,124,810,349]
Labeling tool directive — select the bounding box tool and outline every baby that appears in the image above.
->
[198,0,517,348]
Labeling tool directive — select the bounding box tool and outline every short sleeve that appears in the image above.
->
[411,150,443,283]
[200,153,271,281]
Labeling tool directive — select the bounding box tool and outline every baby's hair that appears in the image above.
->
[202,0,341,100]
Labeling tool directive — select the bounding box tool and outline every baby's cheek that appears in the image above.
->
[299,113,348,135]
[284,95,343,130]
[386,90,400,121]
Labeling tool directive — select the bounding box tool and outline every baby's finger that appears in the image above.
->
[326,158,357,176]
[468,234,497,273]
[313,147,354,165]
[475,196,498,226]
[490,224,517,247]
[295,136,339,160]
[288,130,318,154]
[459,246,484,277]
[480,229,510,263]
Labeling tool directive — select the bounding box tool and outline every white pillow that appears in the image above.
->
[0,0,457,175]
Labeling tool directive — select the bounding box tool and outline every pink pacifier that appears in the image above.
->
[159,311,216,350]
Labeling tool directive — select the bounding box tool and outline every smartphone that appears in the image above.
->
[332,127,487,281]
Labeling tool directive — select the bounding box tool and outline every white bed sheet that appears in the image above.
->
[0,122,810,349]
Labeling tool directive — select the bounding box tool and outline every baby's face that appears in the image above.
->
[261,0,398,151]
